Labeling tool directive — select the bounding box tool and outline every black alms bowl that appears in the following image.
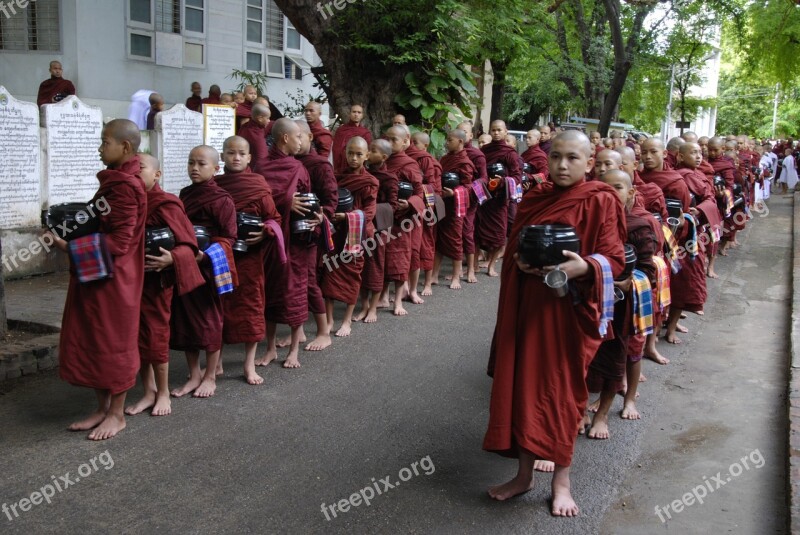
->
[665,198,683,219]
[487,162,507,178]
[145,227,175,257]
[713,175,726,189]
[43,202,101,240]
[621,243,637,279]
[442,172,460,190]
[291,193,321,233]
[234,212,263,252]
[337,188,354,213]
[398,181,413,200]
[194,226,211,251]
[518,224,581,268]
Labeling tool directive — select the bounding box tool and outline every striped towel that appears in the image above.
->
[722,189,734,218]
[631,269,654,335]
[652,255,672,311]
[471,180,489,205]
[320,215,335,253]
[505,177,521,203]
[205,242,234,295]
[422,184,436,210]
[683,213,698,258]
[68,233,113,283]
[588,254,614,337]
[263,219,287,265]
[531,173,546,185]
[344,210,366,255]
[661,224,681,273]
[453,186,468,218]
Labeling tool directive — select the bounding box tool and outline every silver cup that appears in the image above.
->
[613,286,625,302]
[667,216,681,234]
[544,267,569,297]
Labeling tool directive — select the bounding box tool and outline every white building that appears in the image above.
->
[0,0,325,120]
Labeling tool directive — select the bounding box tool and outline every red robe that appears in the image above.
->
[332,122,373,173]
[236,101,254,129]
[477,140,521,250]
[320,168,379,304]
[59,157,146,394]
[362,164,399,292]
[385,151,424,281]
[37,76,75,107]
[140,184,204,364]
[463,145,487,255]
[201,96,221,107]
[664,151,677,170]
[185,95,203,112]
[406,145,442,272]
[640,168,692,213]
[171,180,237,352]
[237,121,270,175]
[709,156,742,236]
[308,119,333,158]
[521,145,549,179]
[437,150,474,260]
[262,147,312,327]
[216,168,280,343]
[484,180,626,466]
[297,151,338,315]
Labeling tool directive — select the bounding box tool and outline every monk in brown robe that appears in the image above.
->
[305,101,333,158]
[236,85,258,129]
[458,121,487,283]
[37,61,76,106]
[53,119,146,440]
[521,129,549,182]
[433,128,474,290]
[201,84,222,107]
[255,119,316,369]
[355,139,399,323]
[170,146,237,398]
[145,93,164,131]
[479,120,522,277]
[664,137,684,170]
[216,136,281,385]
[484,131,626,515]
[408,131,442,297]
[237,103,270,175]
[708,137,737,258]
[332,104,373,173]
[125,154,203,417]
[185,82,203,112]
[320,137,378,336]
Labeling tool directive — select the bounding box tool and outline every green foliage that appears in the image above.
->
[227,69,270,96]
[714,67,775,136]
[282,88,328,120]
[739,0,800,87]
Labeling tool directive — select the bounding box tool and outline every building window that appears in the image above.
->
[130,0,151,25]
[285,17,300,53]
[246,51,262,72]
[266,53,283,77]
[284,58,302,80]
[127,0,204,64]
[184,41,203,65]
[184,0,204,33]
[0,0,60,51]
[130,32,153,58]
[155,0,180,34]
[246,0,262,43]
[265,1,283,50]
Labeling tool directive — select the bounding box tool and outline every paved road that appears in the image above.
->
[0,196,790,534]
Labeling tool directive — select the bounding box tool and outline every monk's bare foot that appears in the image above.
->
[707,270,719,279]
[88,414,125,441]
[665,334,682,345]
[731,240,740,247]
[640,373,647,382]
[621,401,640,420]
[354,309,368,321]
[125,393,155,416]
[283,349,301,369]
[171,376,202,397]
[393,303,408,316]
[151,394,171,416]
[588,414,610,439]
[376,298,390,309]
[551,481,579,517]
[68,410,107,431]
[578,413,591,435]
[487,268,499,277]
[534,460,555,472]
[244,368,264,386]
[587,398,600,413]
[695,310,704,316]
[488,474,534,501]
[408,292,424,304]
[364,311,379,323]
[719,249,729,257]
[192,378,216,398]
[478,261,489,269]
[467,272,478,283]
[676,323,688,333]
[255,350,277,367]
[679,313,687,319]
[335,323,352,337]
[277,335,306,348]
[421,285,433,296]
[450,279,462,290]
[444,275,452,281]
[644,349,670,365]
[305,334,332,351]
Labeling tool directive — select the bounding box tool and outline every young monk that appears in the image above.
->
[485,131,626,516]
[521,129,549,181]
[407,131,442,297]
[126,154,204,417]
[458,121,488,283]
[332,104,373,173]
[185,82,203,112]
[587,169,657,437]
[304,101,333,157]
[707,137,737,257]
[170,146,237,398]
[220,93,235,108]
[293,120,336,352]
[237,103,271,174]
[145,93,164,131]
[479,120,522,277]
[320,137,378,336]
[52,119,146,440]
[355,139,399,323]
[478,134,492,148]
[236,84,258,128]
[234,91,245,105]
[215,136,281,385]
[433,128,474,290]
[256,118,316,369]
[37,60,76,106]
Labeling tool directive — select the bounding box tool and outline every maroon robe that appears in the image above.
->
[362,164,399,292]
[521,145,549,179]
[664,151,678,170]
[385,151,424,280]
[463,144,487,255]
[539,139,552,154]
[709,156,741,237]
[237,121,270,175]
[308,119,333,158]
[262,147,312,327]
[216,169,280,343]
[478,140,521,250]
[640,168,692,213]
[332,122,373,173]
[406,145,442,272]
[145,108,158,131]
[37,76,75,107]
[59,157,146,394]
[140,185,204,364]
[236,101,254,129]
[170,180,237,352]
[201,96,221,107]
[484,180,626,466]
[437,150,474,260]
[185,95,203,112]
[320,168,379,304]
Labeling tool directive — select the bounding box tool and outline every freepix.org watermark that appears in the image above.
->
[653,448,765,523]
[320,455,435,521]
[0,0,35,20]
[3,450,115,522]
[316,0,365,20]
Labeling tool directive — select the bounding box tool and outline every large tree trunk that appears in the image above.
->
[0,239,7,338]
[490,58,508,124]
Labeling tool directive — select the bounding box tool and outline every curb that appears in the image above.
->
[0,319,60,381]
[790,191,800,534]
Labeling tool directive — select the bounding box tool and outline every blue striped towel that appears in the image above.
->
[589,253,614,337]
[505,177,522,203]
[631,269,654,335]
[683,213,698,259]
[205,242,234,295]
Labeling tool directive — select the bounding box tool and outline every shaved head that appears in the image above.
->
[679,141,701,156]
[666,137,685,152]
[603,169,632,189]
[273,117,299,143]
[708,136,724,149]
[642,138,665,151]
[615,146,637,178]
[190,144,220,162]
[449,128,467,142]
[615,146,636,161]
[104,119,141,152]
[295,119,311,133]
[149,93,164,105]
[681,131,698,143]
[411,131,430,145]
[371,139,392,157]
[553,130,592,157]
[490,119,507,130]
[222,135,249,152]
[387,125,409,140]
[597,149,622,166]
[347,136,369,151]
[251,104,270,119]
[139,152,160,170]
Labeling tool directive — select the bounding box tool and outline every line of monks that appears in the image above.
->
[50,106,759,519]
